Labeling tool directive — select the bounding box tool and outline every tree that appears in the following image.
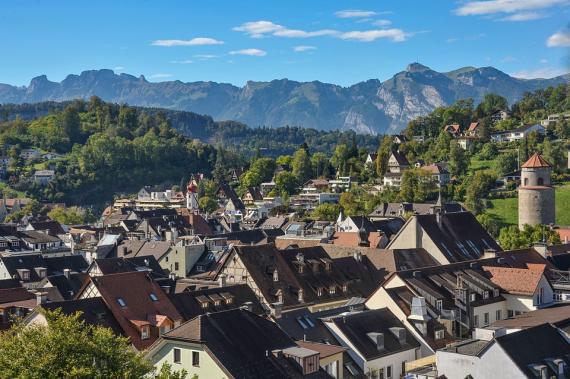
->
[0,309,153,379]
[311,203,342,222]
[291,148,312,184]
[47,206,95,225]
[476,213,501,237]
[399,168,435,203]
[542,139,567,173]
[448,141,468,177]
[331,144,349,176]
[464,171,497,214]
[311,152,329,178]
[375,136,393,176]
[275,171,298,196]
[198,196,219,214]
[276,155,292,170]
[475,93,508,118]
[60,105,82,147]
[494,151,518,176]
[499,224,561,250]
[155,362,192,379]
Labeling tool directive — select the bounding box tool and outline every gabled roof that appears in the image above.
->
[28,220,65,235]
[93,256,166,277]
[482,265,546,296]
[89,271,182,350]
[521,153,551,169]
[492,304,570,331]
[366,248,439,273]
[495,323,570,378]
[468,122,479,131]
[444,124,461,132]
[389,150,410,167]
[163,309,316,378]
[46,272,89,301]
[168,284,264,320]
[19,230,61,244]
[244,187,263,201]
[329,308,420,360]
[216,182,245,211]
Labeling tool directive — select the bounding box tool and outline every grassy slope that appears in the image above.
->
[488,185,570,226]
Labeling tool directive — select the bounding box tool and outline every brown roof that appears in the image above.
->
[482,265,545,296]
[89,271,182,350]
[296,340,345,358]
[521,153,551,168]
[468,122,479,131]
[492,305,570,330]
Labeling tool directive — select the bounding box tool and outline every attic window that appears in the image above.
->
[329,286,336,295]
[435,330,444,340]
[470,293,476,302]
[483,291,489,299]
[117,298,127,308]
[141,326,149,340]
[436,299,443,311]
[493,288,500,297]
[342,284,348,293]
[149,293,159,302]
[317,288,323,297]
[298,266,304,274]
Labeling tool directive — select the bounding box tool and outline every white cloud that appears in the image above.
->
[293,45,317,52]
[171,60,194,64]
[500,11,547,21]
[511,67,568,79]
[335,10,378,18]
[339,28,409,42]
[113,66,125,71]
[194,54,217,59]
[148,73,173,79]
[228,48,267,56]
[233,20,337,38]
[372,19,392,27]
[151,37,224,46]
[455,0,568,16]
[547,30,570,47]
[540,58,549,64]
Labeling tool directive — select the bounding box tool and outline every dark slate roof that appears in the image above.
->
[0,278,22,289]
[390,150,410,167]
[370,202,465,218]
[413,212,502,262]
[245,187,263,201]
[495,323,570,378]
[330,308,420,360]
[0,254,47,282]
[93,256,166,277]
[42,297,124,336]
[18,230,61,244]
[347,216,405,238]
[28,220,65,235]
[131,208,177,220]
[0,286,35,305]
[217,182,245,211]
[168,284,265,321]
[219,228,284,245]
[43,255,88,275]
[366,248,439,273]
[46,272,89,301]
[164,309,328,378]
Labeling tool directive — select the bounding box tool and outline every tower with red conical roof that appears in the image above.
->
[518,153,555,230]
[186,176,199,211]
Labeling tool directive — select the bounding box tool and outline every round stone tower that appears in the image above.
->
[518,153,555,230]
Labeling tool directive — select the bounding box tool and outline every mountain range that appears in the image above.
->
[0,63,567,134]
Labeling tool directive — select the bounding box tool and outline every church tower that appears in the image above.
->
[518,153,555,230]
[186,176,199,211]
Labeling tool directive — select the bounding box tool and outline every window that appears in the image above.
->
[435,330,444,340]
[317,288,323,297]
[484,312,489,326]
[386,365,393,379]
[473,315,479,327]
[436,299,443,311]
[149,293,158,302]
[201,302,208,309]
[192,351,200,367]
[226,297,233,305]
[508,310,514,318]
[524,178,528,186]
[329,286,336,295]
[536,287,544,305]
[141,326,149,340]
[173,348,181,363]
[378,367,384,379]
[483,291,489,299]
[117,298,127,307]
[496,310,502,321]
[538,178,544,186]
[174,262,179,271]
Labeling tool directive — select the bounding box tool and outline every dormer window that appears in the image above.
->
[329,286,336,295]
[342,284,348,293]
[141,326,149,340]
[436,299,443,311]
[298,265,304,274]
[483,291,489,299]
[317,287,323,297]
[149,293,158,302]
[435,330,444,340]
[470,293,476,302]
[493,288,500,297]
[117,298,127,308]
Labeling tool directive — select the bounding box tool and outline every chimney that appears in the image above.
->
[169,272,176,281]
[353,251,362,262]
[273,269,279,282]
[271,302,283,319]
[63,268,71,279]
[35,291,47,306]
[482,249,497,259]
[367,332,384,351]
[298,289,304,303]
[219,273,227,287]
[408,297,429,336]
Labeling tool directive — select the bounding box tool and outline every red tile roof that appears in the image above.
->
[482,265,545,296]
[468,122,479,131]
[521,153,551,168]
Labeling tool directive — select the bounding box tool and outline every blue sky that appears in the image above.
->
[1,0,569,87]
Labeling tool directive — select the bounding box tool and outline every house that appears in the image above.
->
[393,135,408,144]
[324,308,421,379]
[34,170,55,185]
[334,216,405,247]
[147,308,332,379]
[303,179,330,193]
[41,152,63,160]
[329,176,355,193]
[466,122,479,136]
[490,110,509,124]
[541,112,570,127]
[88,256,166,278]
[488,304,570,334]
[456,136,478,150]
[297,340,347,379]
[420,164,450,186]
[365,153,378,167]
[491,124,546,142]
[20,148,41,160]
[383,151,410,188]
[219,244,383,313]
[76,271,183,350]
[42,271,89,301]
[25,219,65,236]
[241,187,263,205]
[365,254,555,355]
[436,324,570,379]
[18,230,63,251]
[0,279,37,329]
[443,124,461,136]
[216,182,245,213]
[387,211,502,264]
[369,202,464,220]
